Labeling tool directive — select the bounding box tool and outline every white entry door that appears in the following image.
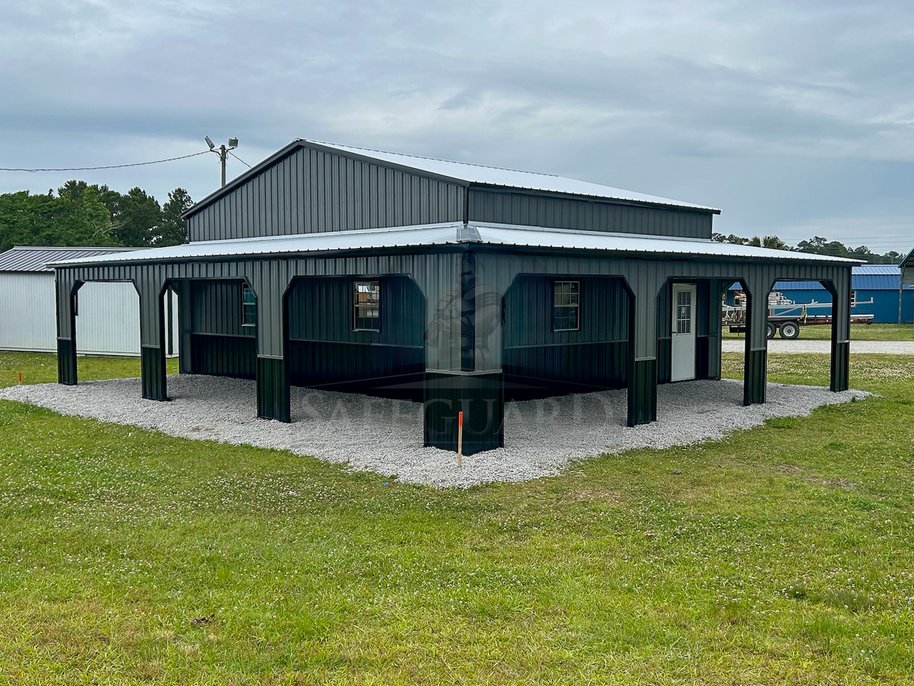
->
[670,283,696,382]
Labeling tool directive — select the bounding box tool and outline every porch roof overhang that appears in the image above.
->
[902,248,914,285]
[48,222,861,269]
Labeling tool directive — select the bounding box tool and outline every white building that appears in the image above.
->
[0,246,178,356]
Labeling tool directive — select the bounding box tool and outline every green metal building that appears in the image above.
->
[52,139,857,454]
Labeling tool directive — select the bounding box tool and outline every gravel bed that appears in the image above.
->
[0,376,867,488]
[722,339,914,354]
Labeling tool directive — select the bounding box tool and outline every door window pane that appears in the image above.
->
[676,289,691,334]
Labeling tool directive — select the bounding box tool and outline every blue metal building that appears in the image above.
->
[730,265,913,323]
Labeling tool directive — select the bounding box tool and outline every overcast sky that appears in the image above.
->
[2,0,913,252]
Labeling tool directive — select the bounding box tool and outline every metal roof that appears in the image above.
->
[49,223,859,268]
[729,264,912,291]
[0,246,135,273]
[853,264,901,275]
[902,248,914,286]
[185,139,721,218]
[308,140,721,213]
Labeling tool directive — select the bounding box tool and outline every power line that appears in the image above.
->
[0,149,210,173]
[229,151,252,169]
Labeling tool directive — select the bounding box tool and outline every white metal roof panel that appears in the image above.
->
[308,140,720,213]
[49,223,468,267]
[49,222,859,268]
[468,224,861,264]
[902,248,914,285]
[0,246,135,272]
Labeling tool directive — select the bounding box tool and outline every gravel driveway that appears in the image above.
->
[722,339,914,354]
[0,375,867,488]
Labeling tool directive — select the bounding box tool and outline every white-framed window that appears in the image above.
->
[675,288,692,334]
[552,280,580,332]
[241,284,257,327]
[353,280,381,332]
[851,290,857,307]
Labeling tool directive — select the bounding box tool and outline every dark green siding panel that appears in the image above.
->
[502,275,629,389]
[743,349,767,405]
[469,189,713,239]
[627,358,657,426]
[141,347,167,401]
[190,281,255,338]
[190,335,257,379]
[503,275,628,347]
[285,274,425,390]
[424,371,504,455]
[657,338,671,383]
[831,340,849,392]
[696,281,711,336]
[286,275,424,347]
[257,356,290,422]
[503,341,628,389]
[288,340,423,387]
[696,336,710,379]
[656,284,671,339]
[57,338,77,385]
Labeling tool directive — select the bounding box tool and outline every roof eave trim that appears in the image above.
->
[468,183,721,214]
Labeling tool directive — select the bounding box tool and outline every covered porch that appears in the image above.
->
[52,223,857,455]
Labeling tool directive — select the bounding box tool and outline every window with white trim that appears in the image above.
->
[241,284,257,327]
[675,288,692,334]
[552,280,580,331]
[353,280,381,332]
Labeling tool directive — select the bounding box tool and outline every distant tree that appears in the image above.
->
[155,188,193,246]
[747,235,788,249]
[54,184,114,246]
[711,233,750,245]
[0,186,114,252]
[113,187,161,246]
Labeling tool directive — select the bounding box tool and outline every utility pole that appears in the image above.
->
[205,136,239,187]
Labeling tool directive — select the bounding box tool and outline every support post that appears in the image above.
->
[176,280,194,374]
[138,282,168,401]
[743,276,771,405]
[424,249,504,453]
[245,272,292,423]
[626,272,663,426]
[55,274,80,385]
[424,370,504,455]
[828,272,851,392]
[703,279,724,380]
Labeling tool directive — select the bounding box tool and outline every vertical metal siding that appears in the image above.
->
[186,146,466,241]
[468,189,713,239]
[57,250,464,373]
[75,282,141,355]
[56,252,852,394]
[0,273,56,352]
[0,274,175,356]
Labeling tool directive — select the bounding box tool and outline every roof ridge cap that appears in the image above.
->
[307,138,563,180]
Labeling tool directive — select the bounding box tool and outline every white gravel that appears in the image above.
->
[0,375,867,488]
[722,339,914,354]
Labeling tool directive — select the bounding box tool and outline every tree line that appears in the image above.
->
[712,233,905,264]
[1,182,906,264]
[0,180,194,253]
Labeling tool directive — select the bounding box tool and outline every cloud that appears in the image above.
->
[1,0,913,251]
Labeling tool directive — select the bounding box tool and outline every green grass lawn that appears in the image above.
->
[0,351,179,387]
[722,322,914,341]
[2,352,914,684]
